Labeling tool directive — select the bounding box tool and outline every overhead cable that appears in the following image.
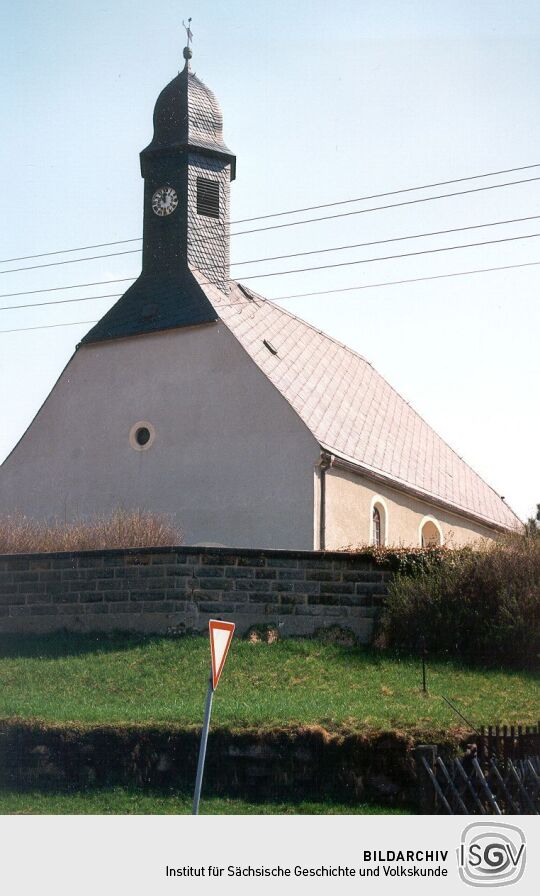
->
[223,231,540,283]
[2,161,540,262]
[3,198,540,278]
[2,259,540,331]
[231,176,540,236]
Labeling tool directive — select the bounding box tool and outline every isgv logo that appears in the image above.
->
[458,822,526,887]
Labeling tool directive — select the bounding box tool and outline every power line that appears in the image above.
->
[231,162,540,224]
[228,231,540,283]
[0,319,98,335]
[2,161,540,263]
[0,238,141,265]
[0,293,122,312]
[231,213,540,267]
[0,248,140,276]
[0,277,135,300]
[2,230,540,312]
[231,176,540,237]
[2,258,540,330]
[270,259,540,301]
[3,186,540,278]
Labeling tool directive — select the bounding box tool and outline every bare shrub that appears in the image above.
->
[0,509,184,554]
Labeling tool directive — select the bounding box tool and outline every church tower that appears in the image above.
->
[81,43,236,345]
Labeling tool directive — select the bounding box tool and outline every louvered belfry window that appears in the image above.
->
[197,177,220,218]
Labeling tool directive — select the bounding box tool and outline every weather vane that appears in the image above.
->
[183,17,193,49]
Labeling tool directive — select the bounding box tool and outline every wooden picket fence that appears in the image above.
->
[476,724,540,764]
[415,724,540,815]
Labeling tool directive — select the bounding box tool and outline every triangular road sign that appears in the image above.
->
[209,619,235,690]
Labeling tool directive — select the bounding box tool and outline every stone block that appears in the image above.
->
[292,581,319,594]
[139,566,167,579]
[29,559,52,571]
[125,553,152,566]
[342,571,382,583]
[307,594,341,606]
[52,593,79,604]
[0,592,25,605]
[235,579,270,592]
[142,601,176,613]
[277,568,305,581]
[13,571,40,584]
[150,553,178,565]
[306,570,341,582]
[112,602,141,614]
[198,602,226,613]
[76,580,97,592]
[266,558,298,568]
[130,591,166,602]
[193,566,225,578]
[78,557,104,569]
[85,604,109,615]
[319,582,355,595]
[30,605,59,616]
[254,568,277,580]
[298,557,333,570]
[225,566,254,578]
[198,578,233,591]
[238,555,265,567]
[246,592,275,603]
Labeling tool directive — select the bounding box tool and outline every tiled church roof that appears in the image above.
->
[196,271,521,532]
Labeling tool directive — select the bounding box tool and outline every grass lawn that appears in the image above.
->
[0,786,411,815]
[0,633,537,730]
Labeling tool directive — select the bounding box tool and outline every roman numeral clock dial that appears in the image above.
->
[151,186,178,216]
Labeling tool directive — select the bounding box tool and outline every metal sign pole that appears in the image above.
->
[192,672,214,816]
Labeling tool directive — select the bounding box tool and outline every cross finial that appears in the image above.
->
[182,16,193,65]
[183,17,193,48]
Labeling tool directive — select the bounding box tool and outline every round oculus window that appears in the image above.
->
[135,427,150,446]
[129,421,155,451]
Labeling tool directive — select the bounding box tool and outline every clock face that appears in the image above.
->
[151,186,178,217]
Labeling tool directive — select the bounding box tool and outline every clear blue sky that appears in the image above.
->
[1,0,539,522]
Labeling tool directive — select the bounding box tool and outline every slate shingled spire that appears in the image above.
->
[81,43,236,345]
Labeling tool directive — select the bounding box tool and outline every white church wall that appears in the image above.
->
[324,465,501,549]
[0,322,320,550]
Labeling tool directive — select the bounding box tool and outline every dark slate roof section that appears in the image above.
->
[79,270,217,345]
[142,64,236,179]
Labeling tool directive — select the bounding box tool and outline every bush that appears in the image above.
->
[378,535,540,671]
[341,543,453,572]
[0,509,184,554]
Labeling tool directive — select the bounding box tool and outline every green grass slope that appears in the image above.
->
[0,634,537,730]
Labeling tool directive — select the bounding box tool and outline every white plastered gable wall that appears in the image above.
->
[0,321,320,550]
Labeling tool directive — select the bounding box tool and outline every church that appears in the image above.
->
[0,43,521,551]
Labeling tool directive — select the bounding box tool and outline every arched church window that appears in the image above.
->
[420,518,443,548]
[372,506,382,547]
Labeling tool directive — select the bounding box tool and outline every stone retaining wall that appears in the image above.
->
[0,546,392,641]
[0,721,419,807]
